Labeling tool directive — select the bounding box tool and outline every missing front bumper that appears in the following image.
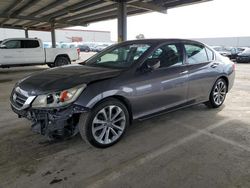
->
[11,104,89,139]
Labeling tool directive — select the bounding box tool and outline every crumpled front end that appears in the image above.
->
[10,87,88,139]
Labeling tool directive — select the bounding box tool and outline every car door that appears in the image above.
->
[0,39,22,65]
[183,43,219,103]
[130,43,188,118]
[20,40,44,64]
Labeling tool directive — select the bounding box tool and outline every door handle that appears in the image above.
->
[211,62,219,68]
[180,70,188,75]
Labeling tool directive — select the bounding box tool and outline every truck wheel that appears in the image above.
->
[54,56,70,67]
[47,63,54,68]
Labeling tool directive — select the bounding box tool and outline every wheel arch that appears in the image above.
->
[91,95,133,124]
[218,75,229,92]
[54,54,71,62]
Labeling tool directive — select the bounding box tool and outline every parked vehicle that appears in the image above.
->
[94,44,110,52]
[0,38,79,68]
[10,39,235,148]
[77,44,90,52]
[227,47,246,59]
[60,43,71,48]
[212,46,232,58]
[236,48,250,63]
[212,46,245,60]
[43,42,61,48]
[84,42,99,52]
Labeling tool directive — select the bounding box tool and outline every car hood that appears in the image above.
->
[17,64,122,95]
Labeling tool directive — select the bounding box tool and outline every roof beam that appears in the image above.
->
[0,24,50,31]
[42,0,102,20]
[22,1,113,27]
[128,1,167,13]
[74,8,147,26]
[163,0,212,8]
[69,7,138,24]
[10,0,40,17]
[58,4,117,22]
[21,0,70,26]
[0,14,88,28]
[0,0,24,25]
[29,0,69,17]
[1,0,24,14]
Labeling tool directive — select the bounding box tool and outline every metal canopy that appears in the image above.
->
[0,0,212,31]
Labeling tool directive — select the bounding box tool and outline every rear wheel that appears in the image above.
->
[54,56,70,67]
[79,99,129,148]
[205,78,227,108]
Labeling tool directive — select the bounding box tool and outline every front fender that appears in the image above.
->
[86,90,121,108]
[74,86,132,109]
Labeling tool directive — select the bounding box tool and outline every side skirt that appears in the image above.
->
[136,100,206,122]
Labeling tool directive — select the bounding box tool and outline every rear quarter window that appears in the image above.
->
[206,47,214,61]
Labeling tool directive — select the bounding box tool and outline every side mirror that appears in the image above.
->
[145,58,160,71]
[0,44,7,49]
[96,57,101,63]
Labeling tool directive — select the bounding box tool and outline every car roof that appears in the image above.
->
[2,38,40,41]
[121,38,206,45]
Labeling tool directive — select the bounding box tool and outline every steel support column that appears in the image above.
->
[117,2,127,42]
[51,23,56,48]
[24,29,29,38]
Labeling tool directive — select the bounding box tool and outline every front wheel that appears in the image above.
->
[79,99,129,148]
[205,78,227,108]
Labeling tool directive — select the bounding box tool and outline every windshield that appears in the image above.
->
[84,43,151,69]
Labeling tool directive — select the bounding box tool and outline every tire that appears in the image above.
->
[79,98,129,148]
[54,56,70,67]
[47,63,54,68]
[205,78,227,108]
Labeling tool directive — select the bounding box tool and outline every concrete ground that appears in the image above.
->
[0,57,250,188]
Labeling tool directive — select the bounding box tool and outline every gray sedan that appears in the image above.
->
[10,39,235,148]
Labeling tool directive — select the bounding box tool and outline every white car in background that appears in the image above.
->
[0,38,79,68]
[43,42,61,48]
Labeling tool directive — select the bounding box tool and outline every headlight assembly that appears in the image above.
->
[32,84,86,108]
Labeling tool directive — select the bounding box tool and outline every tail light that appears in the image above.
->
[77,48,80,58]
[232,63,236,71]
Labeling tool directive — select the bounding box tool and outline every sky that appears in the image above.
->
[73,0,250,41]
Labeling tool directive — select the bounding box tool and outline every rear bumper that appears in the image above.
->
[228,71,235,92]
[11,104,89,138]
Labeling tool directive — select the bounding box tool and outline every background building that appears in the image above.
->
[193,37,250,47]
[0,28,111,43]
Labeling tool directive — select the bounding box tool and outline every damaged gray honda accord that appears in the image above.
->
[10,39,235,148]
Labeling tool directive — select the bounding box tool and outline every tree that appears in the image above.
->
[136,34,145,39]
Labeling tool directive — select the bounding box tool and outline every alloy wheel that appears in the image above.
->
[91,105,126,145]
[213,80,227,106]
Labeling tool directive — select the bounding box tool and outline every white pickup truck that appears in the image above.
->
[0,38,79,68]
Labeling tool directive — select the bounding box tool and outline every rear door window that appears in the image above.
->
[22,40,40,48]
[184,44,208,64]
